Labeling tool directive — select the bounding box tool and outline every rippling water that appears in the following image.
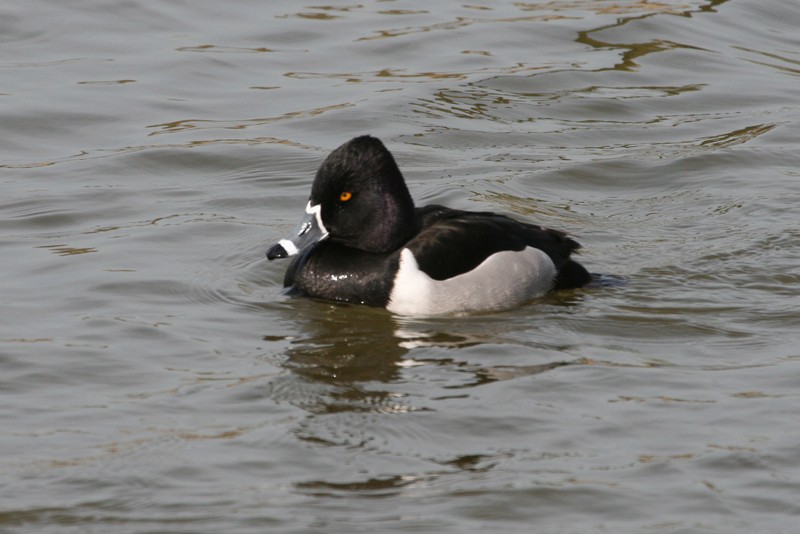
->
[3,0,799,531]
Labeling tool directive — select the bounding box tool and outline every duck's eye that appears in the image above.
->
[339,191,352,202]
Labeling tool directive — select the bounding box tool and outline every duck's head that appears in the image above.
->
[267,136,416,260]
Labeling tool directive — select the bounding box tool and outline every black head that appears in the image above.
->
[310,136,417,253]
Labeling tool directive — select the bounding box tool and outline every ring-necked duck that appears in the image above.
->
[266,135,591,315]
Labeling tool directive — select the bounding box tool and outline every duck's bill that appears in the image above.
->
[266,202,329,260]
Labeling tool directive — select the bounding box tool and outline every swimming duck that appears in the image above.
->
[266,135,591,315]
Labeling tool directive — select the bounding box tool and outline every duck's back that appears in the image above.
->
[407,205,590,286]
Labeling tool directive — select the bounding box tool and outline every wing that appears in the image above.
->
[408,206,585,282]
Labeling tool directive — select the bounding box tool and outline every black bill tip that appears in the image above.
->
[266,243,288,260]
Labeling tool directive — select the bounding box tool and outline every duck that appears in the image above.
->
[266,135,591,315]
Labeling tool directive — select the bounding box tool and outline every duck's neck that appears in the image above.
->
[373,192,416,253]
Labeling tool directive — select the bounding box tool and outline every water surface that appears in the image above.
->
[2,0,799,532]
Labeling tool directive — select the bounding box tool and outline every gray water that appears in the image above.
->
[2,1,800,532]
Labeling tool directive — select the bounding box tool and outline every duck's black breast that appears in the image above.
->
[284,241,400,307]
[407,205,586,283]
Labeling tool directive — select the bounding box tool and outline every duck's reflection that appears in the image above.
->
[274,301,407,385]
[261,299,579,498]
[263,298,577,415]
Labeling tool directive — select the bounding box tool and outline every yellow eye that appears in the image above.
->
[339,191,352,202]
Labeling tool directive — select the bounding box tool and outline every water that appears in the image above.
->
[2,0,799,531]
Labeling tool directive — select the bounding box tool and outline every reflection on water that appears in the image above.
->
[36,244,98,256]
[146,103,356,135]
[268,302,578,416]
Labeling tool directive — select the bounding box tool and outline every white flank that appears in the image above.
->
[387,247,556,316]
